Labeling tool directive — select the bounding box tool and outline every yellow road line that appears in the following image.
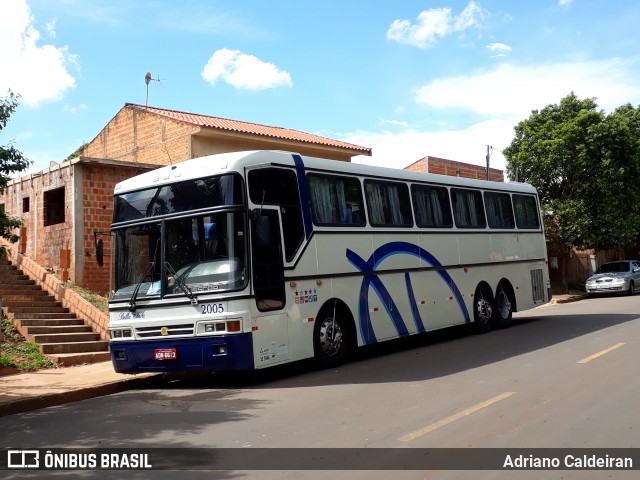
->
[398,391,516,442]
[578,343,625,364]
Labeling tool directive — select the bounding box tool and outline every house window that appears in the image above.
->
[43,187,65,226]
[22,197,30,213]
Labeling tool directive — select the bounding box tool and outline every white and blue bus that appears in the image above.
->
[106,150,551,374]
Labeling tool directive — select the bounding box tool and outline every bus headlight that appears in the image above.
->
[199,319,242,335]
[110,328,133,339]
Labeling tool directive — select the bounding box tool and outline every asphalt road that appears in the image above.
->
[2,295,639,479]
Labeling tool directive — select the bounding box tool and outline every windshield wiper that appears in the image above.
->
[129,239,160,312]
[165,261,198,305]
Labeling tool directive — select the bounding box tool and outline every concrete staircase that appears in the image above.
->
[0,258,110,366]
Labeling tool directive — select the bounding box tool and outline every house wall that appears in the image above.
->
[1,163,74,273]
[76,161,156,293]
[83,107,195,166]
[0,160,156,294]
[405,156,504,182]
[191,133,354,162]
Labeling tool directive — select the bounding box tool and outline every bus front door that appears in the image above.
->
[250,208,289,366]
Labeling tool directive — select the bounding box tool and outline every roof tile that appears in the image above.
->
[126,103,371,155]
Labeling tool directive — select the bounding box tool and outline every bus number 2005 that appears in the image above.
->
[201,303,225,314]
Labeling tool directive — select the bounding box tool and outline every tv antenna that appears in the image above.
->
[145,72,164,108]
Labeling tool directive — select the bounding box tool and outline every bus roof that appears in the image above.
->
[113,150,537,196]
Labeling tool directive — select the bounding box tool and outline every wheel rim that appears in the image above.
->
[496,290,511,320]
[476,293,493,325]
[318,317,343,357]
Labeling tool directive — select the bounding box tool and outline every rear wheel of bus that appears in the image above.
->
[493,282,514,328]
[473,283,494,334]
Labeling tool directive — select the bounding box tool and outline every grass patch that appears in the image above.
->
[0,317,57,371]
[65,281,108,315]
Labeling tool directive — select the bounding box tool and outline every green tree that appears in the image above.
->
[504,93,640,292]
[1,91,32,256]
[64,141,87,162]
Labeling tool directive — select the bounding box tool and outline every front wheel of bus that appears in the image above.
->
[473,284,494,334]
[314,312,349,368]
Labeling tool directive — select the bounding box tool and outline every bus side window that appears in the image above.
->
[248,168,304,262]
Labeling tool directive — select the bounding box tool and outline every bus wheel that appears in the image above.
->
[473,284,494,334]
[493,284,513,328]
[314,311,349,368]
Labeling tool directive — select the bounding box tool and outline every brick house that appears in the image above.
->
[404,155,504,182]
[1,103,371,294]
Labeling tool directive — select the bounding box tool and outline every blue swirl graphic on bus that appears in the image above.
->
[346,241,470,345]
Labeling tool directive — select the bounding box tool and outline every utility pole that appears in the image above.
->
[486,145,491,180]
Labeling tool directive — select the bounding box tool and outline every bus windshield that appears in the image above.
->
[113,173,243,223]
[112,211,247,301]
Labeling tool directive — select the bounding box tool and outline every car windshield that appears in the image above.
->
[112,211,247,301]
[595,262,630,274]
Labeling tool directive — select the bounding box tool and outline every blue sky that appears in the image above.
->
[3,0,640,175]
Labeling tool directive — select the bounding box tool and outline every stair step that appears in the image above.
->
[25,325,93,335]
[0,278,36,286]
[17,318,86,327]
[0,292,52,301]
[32,332,102,344]
[7,306,69,314]
[40,341,110,355]
[1,257,109,366]
[11,312,77,320]
[3,300,61,308]
[46,352,112,366]
[0,285,46,293]
[0,274,30,281]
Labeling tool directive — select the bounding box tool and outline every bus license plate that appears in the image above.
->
[154,348,177,360]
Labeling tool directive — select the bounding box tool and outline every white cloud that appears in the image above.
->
[344,120,510,173]
[63,103,87,115]
[45,19,57,38]
[0,0,77,107]
[386,1,487,48]
[381,119,409,128]
[415,59,640,119]
[559,0,573,8]
[486,42,511,53]
[201,48,292,91]
[343,58,640,175]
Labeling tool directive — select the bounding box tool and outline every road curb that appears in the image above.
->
[0,373,168,417]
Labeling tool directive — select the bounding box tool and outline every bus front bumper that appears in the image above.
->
[109,333,255,374]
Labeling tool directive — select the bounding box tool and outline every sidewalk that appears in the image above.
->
[548,290,587,305]
[0,361,169,417]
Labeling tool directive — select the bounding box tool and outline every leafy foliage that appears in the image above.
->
[64,141,88,162]
[0,91,32,256]
[1,317,56,371]
[505,93,640,252]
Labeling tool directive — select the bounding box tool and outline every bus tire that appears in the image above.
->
[493,283,513,328]
[473,284,494,334]
[314,308,350,368]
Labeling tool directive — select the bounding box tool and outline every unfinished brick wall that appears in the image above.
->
[1,163,73,272]
[405,156,504,182]
[0,160,155,294]
[83,105,196,166]
[79,162,155,293]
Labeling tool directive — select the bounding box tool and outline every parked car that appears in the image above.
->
[585,260,640,296]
